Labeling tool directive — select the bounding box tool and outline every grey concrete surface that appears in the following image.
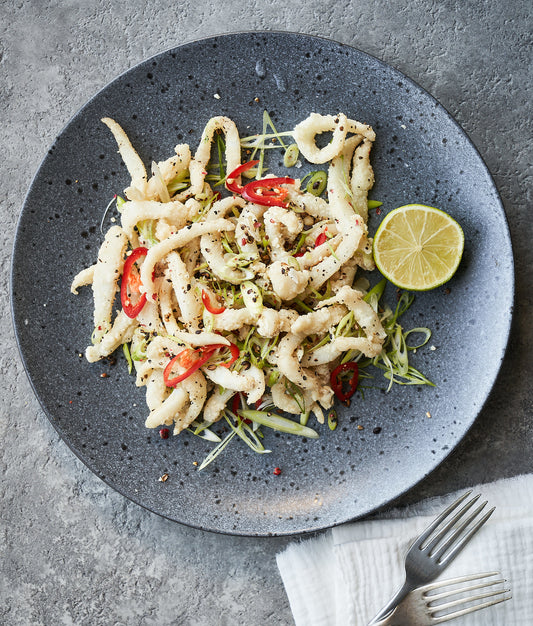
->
[1,1,531,625]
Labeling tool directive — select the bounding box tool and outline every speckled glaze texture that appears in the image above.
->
[11,32,513,536]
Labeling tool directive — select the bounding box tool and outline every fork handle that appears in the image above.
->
[367,580,412,625]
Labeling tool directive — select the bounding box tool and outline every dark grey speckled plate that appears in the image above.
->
[11,32,514,536]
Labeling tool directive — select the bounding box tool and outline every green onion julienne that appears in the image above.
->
[166,171,190,195]
[137,219,158,246]
[240,111,294,179]
[352,283,434,390]
[238,409,319,438]
[302,171,327,196]
[328,410,338,431]
[122,343,133,374]
[223,413,271,455]
[216,132,226,181]
[197,429,238,471]
[283,143,300,167]
[187,420,222,443]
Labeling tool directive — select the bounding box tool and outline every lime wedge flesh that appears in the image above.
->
[372,204,464,291]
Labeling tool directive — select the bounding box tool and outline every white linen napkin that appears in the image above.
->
[277,474,533,625]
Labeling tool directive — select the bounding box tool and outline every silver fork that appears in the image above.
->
[367,491,495,625]
[372,571,512,625]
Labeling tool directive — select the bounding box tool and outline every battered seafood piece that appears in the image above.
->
[72,112,389,453]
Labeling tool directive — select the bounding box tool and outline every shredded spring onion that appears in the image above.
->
[137,219,159,246]
[238,409,319,438]
[302,171,327,196]
[283,143,300,168]
[197,429,238,470]
[123,343,133,374]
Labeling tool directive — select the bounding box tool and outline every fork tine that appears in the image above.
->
[420,571,500,593]
[426,577,506,603]
[439,506,495,565]
[428,587,511,612]
[422,494,481,554]
[430,593,512,624]
[414,490,472,546]
[431,500,487,560]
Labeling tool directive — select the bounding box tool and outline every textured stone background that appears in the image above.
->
[1,1,531,625]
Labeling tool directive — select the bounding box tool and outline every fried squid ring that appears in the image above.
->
[120,200,189,244]
[350,138,375,221]
[189,116,241,195]
[293,113,348,164]
[175,370,208,434]
[145,387,188,429]
[256,308,299,338]
[101,117,147,196]
[91,225,129,341]
[287,188,331,219]
[267,261,310,301]
[212,308,255,331]
[275,333,334,408]
[203,388,236,423]
[145,370,171,412]
[155,144,191,187]
[139,219,235,299]
[306,222,364,292]
[166,251,202,327]
[291,305,346,337]
[71,265,95,294]
[203,364,265,405]
[263,206,303,261]
[86,310,137,363]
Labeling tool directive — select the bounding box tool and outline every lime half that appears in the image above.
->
[372,204,464,291]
